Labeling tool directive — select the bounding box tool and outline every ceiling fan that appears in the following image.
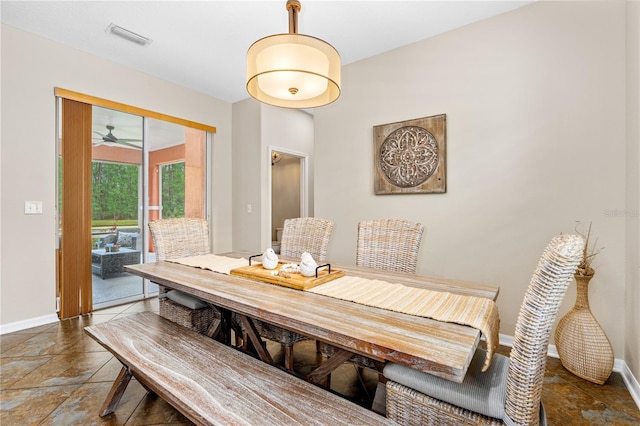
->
[93,125,142,149]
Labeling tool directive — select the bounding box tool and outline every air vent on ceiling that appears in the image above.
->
[106,23,151,46]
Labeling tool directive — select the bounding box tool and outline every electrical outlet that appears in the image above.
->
[25,201,43,214]
[247,204,252,213]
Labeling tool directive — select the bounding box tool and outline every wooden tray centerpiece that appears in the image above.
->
[229,256,344,291]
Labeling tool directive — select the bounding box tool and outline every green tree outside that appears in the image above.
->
[92,162,139,221]
[161,162,185,218]
[90,160,186,223]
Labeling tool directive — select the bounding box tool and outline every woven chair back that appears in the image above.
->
[280,217,334,262]
[148,218,210,261]
[505,234,584,425]
[356,219,424,274]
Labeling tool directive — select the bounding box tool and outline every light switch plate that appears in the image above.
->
[25,201,43,214]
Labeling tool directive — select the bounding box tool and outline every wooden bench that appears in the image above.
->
[84,312,390,425]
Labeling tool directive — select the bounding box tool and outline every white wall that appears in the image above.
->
[0,24,233,327]
[625,0,640,379]
[314,1,629,357]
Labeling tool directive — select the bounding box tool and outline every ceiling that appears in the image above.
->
[3,1,532,144]
[92,105,186,151]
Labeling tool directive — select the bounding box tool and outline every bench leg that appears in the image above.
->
[100,366,133,417]
[306,348,354,385]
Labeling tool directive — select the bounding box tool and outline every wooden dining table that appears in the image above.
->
[125,252,499,384]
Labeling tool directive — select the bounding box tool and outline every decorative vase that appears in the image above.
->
[554,273,614,384]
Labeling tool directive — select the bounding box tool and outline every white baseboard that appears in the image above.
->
[498,333,640,410]
[498,333,515,348]
[620,360,640,411]
[0,313,59,335]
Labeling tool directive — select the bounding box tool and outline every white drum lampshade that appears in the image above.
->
[246,1,341,109]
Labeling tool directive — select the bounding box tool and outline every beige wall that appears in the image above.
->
[315,1,629,358]
[232,100,314,253]
[625,0,640,379]
[0,24,233,327]
[231,99,262,252]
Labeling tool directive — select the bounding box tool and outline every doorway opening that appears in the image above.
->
[269,148,307,253]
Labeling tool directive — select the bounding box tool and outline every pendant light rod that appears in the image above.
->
[287,0,301,34]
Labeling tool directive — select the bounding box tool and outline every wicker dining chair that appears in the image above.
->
[356,218,425,274]
[149,218,219,335]
[279,217,334,261]
[247,217,334,371]
[383,234,585,426]
[320,218,425,388]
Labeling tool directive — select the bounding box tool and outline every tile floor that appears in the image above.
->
[1,299,639,425]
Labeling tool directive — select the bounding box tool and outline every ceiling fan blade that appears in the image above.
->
[117,140,142,149]
[95,125,140,146]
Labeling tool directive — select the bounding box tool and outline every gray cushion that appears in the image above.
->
[101,234,117,245]
[166,290,208,310]
[383,349,509,420]
[116,231,137,247]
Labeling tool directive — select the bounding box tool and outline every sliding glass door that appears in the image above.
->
[56,88,215,317]
[90,106,145,309]
[90,110,208,309]
[146,119,207,264]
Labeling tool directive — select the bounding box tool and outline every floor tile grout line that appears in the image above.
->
[3,298,639,425]
[123,391,148,426]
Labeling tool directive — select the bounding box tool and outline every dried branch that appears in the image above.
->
[574,221,604,277]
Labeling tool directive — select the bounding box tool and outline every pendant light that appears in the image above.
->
[246,0,341,108]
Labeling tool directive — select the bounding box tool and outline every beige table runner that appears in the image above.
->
[168,254,249,275]
[309,276,500,371]
[167,254,499,370]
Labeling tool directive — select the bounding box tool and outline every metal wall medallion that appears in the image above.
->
[373,114,446,194]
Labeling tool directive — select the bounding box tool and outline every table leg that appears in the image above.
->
[213,307,233,346]
[239,315,274,365]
